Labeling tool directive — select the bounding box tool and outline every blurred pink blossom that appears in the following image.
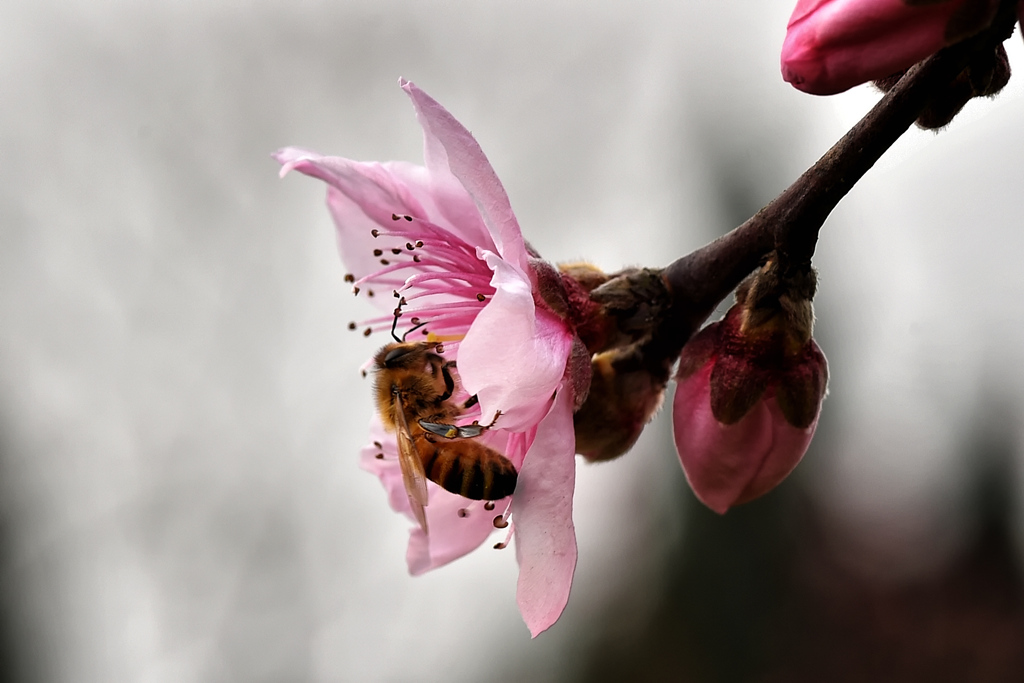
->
[781,0,997,94]
[275,80,578,636]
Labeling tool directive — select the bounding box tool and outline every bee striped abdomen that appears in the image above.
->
[419,438,518,500]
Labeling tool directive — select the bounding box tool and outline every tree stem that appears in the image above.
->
[661,3,1018,342]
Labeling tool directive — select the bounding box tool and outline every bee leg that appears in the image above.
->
[482,410,502,429]
[438,363,456,402]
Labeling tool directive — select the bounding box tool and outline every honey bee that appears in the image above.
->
[372,340,518,532]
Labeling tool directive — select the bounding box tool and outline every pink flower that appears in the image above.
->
[781,0,998,95]
[672,262,828,514]
[275,80,579,636]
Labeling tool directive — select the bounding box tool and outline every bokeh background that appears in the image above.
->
[2,1,1023,681]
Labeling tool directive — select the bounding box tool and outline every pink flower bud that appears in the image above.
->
[672,263,828,513]
[781,0,999,95]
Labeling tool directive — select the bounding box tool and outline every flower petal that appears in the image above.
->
[275,147,497,284]
[673,362,774,514]
[458,251,573,432]
[359,421,507,573]
[401,79,531,274]
[406,495,508,576]
[734,397,817,505]
[511,387,577,637]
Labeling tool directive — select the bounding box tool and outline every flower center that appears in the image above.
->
[347,213,496,341]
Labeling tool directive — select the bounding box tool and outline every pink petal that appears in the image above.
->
[359,421,507,573]
[458,251,573,432]
[511,387,577,637]
[673,363,817,513]
[781,0,962,95]
[673,363,773,513]
[734,397,817,505]
[275,148,496,283]
[406,495,508,576]
[400,79,531,274]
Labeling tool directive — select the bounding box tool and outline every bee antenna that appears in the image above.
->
[390,309,402,343]
[402,320,428,341]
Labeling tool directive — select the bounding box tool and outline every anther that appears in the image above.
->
[361,369,367,378]
[413,255,421,263]
[404,215,413,222]
[435,344,444,354]
[393,290,400,298]
[457,508,469,518]
[353,286,361,295]
[415,240,424,248]
[410,317,421,325]
[367,290,375,297]
[373,441,382,448]
[391,248,402,255]
[393,308,402,317]
[344,274,355,282]
[406,242,415,251]
[476,293,486,302]
[373,249,383,257]
[380,259,389,266]
[421,328,430,336]
[348,322,357,330]
[493,515,509,529]
[363,328,372,337]
[375,453,384,460]
[484,501,495,511]
[371,229,380,237]
[493,541,508,550]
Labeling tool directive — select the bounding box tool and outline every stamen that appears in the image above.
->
[404,215,413,222]
[348,322,357,330]
[476,293,486,302]
[413,255,421,262]
[344,274,355,282]
[367,290,375,297]
[363,327,372,337]
[484,501,495,510]
[373,249,383,257]
[416,240,424,248]
[371,229,380,237]
[457,508,469,518]
[353,287,360,295]
[373,441,382,448]
[391,214,400,221]
[406,242,415,251]
[493,522,515,550]
[375,453,384,460]
[380,259,389,266]
[493,515,509,529]
[391,248,403,255]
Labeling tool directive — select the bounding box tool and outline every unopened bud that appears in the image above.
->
[672,257,828,513]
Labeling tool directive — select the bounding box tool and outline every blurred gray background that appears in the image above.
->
[2,1,1023,681]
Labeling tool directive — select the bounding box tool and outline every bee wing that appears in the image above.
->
[419,419,485,439]
[393,392,430,533]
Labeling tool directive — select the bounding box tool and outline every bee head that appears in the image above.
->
[375,341,437,370]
